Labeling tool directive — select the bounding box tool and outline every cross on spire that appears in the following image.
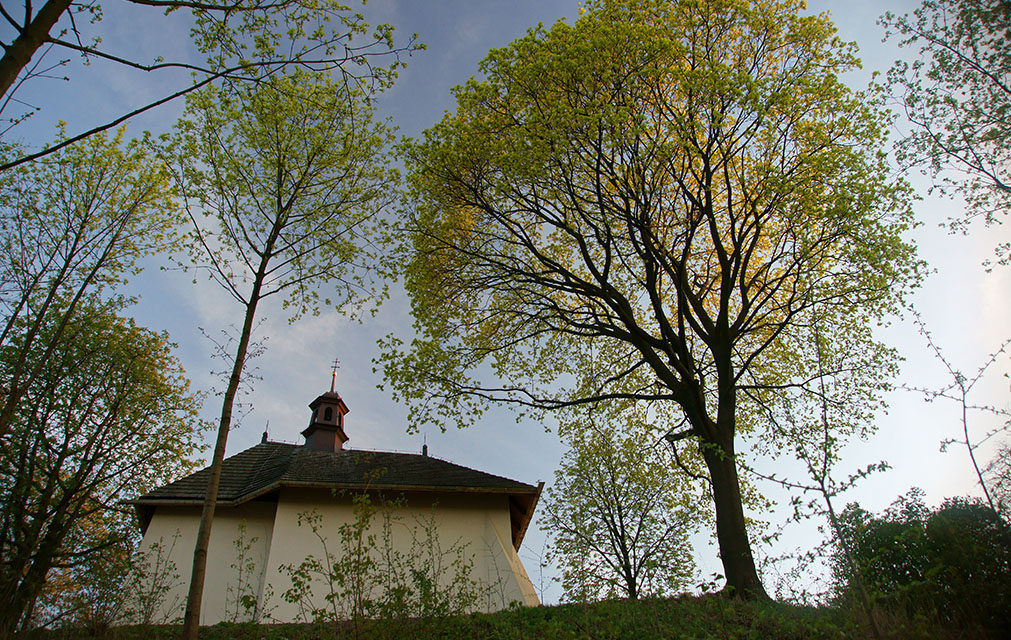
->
[330,356,340,392]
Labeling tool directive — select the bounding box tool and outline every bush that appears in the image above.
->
[833,491,1011,633]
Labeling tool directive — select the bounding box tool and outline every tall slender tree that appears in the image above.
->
[167,67,398,637]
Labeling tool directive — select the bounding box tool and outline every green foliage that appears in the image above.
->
[0,299,203,636]
[25,594,960,640]
[387,0,921,598]
[169,67,398,319]
[391,0,917,423]
[833,491,1011,633]
[0,128,177,443]
[882,0,1010,259]
[541,402,701,601]
[188,0,415,91]
[280,494,486,628]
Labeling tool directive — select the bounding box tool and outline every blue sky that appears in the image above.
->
[4,0,1008,603]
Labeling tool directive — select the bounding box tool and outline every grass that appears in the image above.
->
[31,594,990,640]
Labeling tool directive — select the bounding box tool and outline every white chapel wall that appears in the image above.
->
[131,501,276,625]
[258,487,539,622]
[132,488,538,625]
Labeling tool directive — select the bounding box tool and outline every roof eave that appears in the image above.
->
[510,481,543,550]
[125,480,540,511]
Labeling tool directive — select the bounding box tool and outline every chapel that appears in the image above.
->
[127,383,542,624]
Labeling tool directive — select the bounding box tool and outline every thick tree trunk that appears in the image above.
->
[0,0,73,101]
[700,435,768,600]
[0,526,62,640]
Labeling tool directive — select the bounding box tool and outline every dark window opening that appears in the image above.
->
[324,407,333,422]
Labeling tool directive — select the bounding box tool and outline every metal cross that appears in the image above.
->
[330,356,340,392]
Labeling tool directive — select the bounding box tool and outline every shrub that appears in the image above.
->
[833,491,1011,633]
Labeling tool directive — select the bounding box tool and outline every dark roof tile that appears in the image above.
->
[133,442,536,504]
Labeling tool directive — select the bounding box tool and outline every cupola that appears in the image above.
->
[302,368,350,451]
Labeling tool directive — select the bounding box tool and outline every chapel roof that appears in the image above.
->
[128,442,542,549]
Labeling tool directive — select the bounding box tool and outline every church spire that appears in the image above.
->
[302,361,350,452]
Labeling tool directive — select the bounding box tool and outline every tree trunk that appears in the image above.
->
[0,603,22,640]
[0,0,73,101]
[700,435,768,600]
[179,295,261,640]
[0,525,62,640]
[179,144,289,640]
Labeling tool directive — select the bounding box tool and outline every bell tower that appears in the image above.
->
[301,360,350,451]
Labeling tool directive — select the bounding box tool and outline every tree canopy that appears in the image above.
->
[0,298,203,638]
[0,128,176,450]
[387,0,920,599]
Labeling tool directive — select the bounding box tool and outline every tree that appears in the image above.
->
[166,67,398,637]
[0,298,203,639]
[386,0,920,599]
[541,399,699,601]
[0,128,177,448]
[834,492,1011,633]
[0,0,420,171]
[28,506,138,632]
[923,497,1011,630]
[881,0,1010,260]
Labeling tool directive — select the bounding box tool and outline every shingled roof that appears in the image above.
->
[129,442,542,549]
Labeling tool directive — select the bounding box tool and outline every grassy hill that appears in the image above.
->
[32,594,992,640]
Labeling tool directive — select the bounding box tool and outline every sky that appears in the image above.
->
[3,0,1009,604]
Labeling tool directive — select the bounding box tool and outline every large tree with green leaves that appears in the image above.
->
[0,299,203,640]
[167,66,399,636]
[0,120,195,640]
[881,0,1010,259]
[386,0,920,600]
